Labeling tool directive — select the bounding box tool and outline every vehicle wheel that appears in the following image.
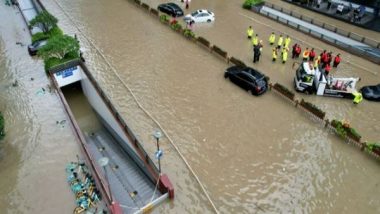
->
[207,19,211,23]
[224,73,228,79]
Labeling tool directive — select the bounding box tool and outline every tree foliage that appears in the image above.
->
[30,11,58,33]
[38,34,80,60]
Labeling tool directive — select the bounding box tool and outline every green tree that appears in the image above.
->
[38,34,80,60]
[29,11,58,33]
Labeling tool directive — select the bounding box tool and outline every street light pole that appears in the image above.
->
[153,130,163,175]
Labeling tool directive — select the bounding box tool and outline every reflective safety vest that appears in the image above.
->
[252,36,259,46]
[303,50,310,58]
[277,37,283,46]
[247,28,254,37]
[282,50,288,61]
[269,34,276,44]
[353,92,363,104]
[314,56,320,68]
[284,37,291,48]
[272,50,277,59]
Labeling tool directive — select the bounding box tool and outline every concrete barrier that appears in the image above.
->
[197,36,211,49]
[141,2,149,10]
[211,45,228,60]
[229,57,246,67]
[150,8,159,16]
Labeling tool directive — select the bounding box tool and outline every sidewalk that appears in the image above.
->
[264,0,380,41]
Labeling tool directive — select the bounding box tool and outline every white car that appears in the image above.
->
[184,9,215,23]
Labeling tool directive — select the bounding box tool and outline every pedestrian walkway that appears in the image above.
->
[259,6,380,63]
[282,0,380,33]
[17,0,41,34]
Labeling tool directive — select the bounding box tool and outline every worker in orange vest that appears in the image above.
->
[303,48,310,61]
[333,54,341,68]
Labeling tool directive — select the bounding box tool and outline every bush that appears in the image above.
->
[183,29,195,38]
[243,0,264,9]
[159,14,169,23]
[331,120,361,141]
[44,51,79,71]
[170,22,182,31]
[0,112,4,139]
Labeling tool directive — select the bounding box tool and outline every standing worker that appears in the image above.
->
[333,54,341,68]
[247,26,254,39]
[352,91,363,104]
[282,47,288,64]
[284,35,291,49]
[253,44,260,63]
[185,0,190,9]
[268,32,276,46]
[309,48,316,61]
[314,55,321,69]
[303,47,310,61]
[324,63,331,75]
[272,48,278,62]
[252,34,259,46]
[277,34,283,50]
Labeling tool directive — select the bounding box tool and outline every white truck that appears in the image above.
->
[294,62,361,99]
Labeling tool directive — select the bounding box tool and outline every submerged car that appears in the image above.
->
[28,40,47,56]
[224,66,268,96]
[184,9,215,23]
[360,84,380,101]
[157,3,184,17]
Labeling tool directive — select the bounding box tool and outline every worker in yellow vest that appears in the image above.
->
[282,47,288,64]
[268,32,276,45]
[352,91,363,104]
[247,26,254,39]
[284,35,291,49]
[272,48,277,62]
[303,47,310,61]
[277,34,283,50]
[252,34,259,46]
[314,55,321,69]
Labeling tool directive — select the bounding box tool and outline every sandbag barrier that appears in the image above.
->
[127,1,379,161]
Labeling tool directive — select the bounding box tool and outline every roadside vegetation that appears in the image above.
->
[243,0,264,9]
[29,10,80,70]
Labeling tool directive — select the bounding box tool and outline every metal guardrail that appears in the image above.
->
[260,2,380,64]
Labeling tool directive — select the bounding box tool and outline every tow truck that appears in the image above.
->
[294,62,361,100]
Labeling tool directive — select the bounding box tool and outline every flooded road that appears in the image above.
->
[0,3,79,214]
[39,0,380,213]
[1,0,379,213]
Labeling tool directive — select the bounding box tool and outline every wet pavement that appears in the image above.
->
[1,0,380,213]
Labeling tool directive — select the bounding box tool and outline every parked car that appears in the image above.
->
[157,3,184,17]
[28,40,47,56]
[224,66,268,96]
[360,83,380,101]
[184,9,215,23]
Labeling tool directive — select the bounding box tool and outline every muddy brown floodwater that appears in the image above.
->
[1,0,380,213]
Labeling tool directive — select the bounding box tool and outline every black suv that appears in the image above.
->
[224,66,268,96]
[157,3,184,17]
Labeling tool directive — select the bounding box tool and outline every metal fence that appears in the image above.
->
[265,2,380,49]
